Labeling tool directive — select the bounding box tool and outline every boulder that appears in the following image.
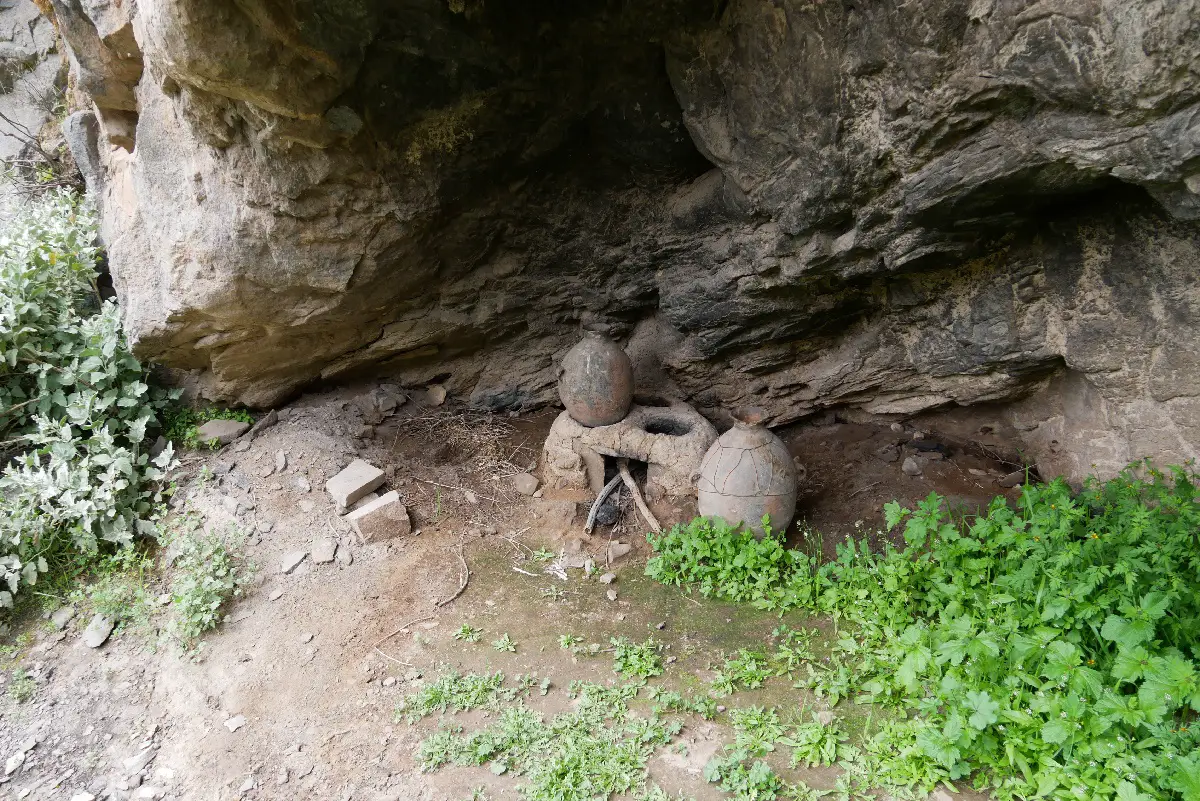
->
[194,419,249,445]
[53,0,1200,484]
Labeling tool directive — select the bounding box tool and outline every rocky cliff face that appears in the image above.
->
[49,0,1200,482]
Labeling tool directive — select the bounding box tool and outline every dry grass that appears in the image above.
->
[394,408,534,478]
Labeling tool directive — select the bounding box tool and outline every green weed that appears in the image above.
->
[648,463,1200,800]
[609,637,664,680]
[454,625,482,643]
[6,667,35,702]
[160,404,252,450]
[164,514,253,649]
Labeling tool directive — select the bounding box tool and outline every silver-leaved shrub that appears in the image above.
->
[0,191,177,609]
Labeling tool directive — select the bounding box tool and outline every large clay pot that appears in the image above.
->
[558,333,634,427]
[696,419,797,537]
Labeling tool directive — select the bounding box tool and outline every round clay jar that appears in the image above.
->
[696,412,797,537]
[557,333,634,427]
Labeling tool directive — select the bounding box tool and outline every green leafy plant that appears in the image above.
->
[165,514,254,648]
[558,633,582,649]
[711,649,774,697]
[454,625,482,643]
[411,673,683,801]
[0,191,178,613]
[648,464,1200,800]
[781,713,847,768]
[492,633,518,653]
[69,543,157,637]
[6,667,35,702]
[609,637,665,680]
[160,404,252,450]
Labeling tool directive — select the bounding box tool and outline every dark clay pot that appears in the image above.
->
[558,333,634,427]
[696,420,797,537]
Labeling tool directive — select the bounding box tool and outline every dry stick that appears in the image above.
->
[436,538,469,608]
[413,477,499,504]
[618,458,661,533]
[373,647,412,667]
[847,481,879,500]
[372,614,435,649]
[584,474,624,534]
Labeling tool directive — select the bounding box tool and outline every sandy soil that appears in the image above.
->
[0,384,1018,801]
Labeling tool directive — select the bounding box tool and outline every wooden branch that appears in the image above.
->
[618,458,660,533]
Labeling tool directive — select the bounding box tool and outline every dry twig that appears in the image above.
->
[618,458,660,532]
[436,536,469,607]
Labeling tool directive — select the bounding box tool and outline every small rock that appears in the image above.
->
[901,457,922,477]
[382,676,397,687]
[153,767,175,782]
[875,444,900,463]
[301,632,315,644]
[82,614,116,648]
[5,751,25,776]
[247,409,279,440]
[716,705,726,713]
[997,470,1025,488]
[280,551,308,574]
[425,384,447,406]
[335,544,353,566]
[462,489,478,505]
[268,588,284,601]
[967,467,987,477]
[223,715,246,733]
[311,539,337,564]
[276,451,288,472]
[277,767,289,786]
[605,589,618,602]
[912,431,925,440]
[607,542,633,561]
[123,748,156,775]
[346,492,381,513]
[346,491,411,542]
[17,739,35,754]
[598,573,617,585]
[326,459,386,508]
[135,787,164,800]
[51,605,77,631]
[238,776,255,793]
[69,794,96,801]
[557,553,585,570]
[816,710,836,726]
[157,593,172,605]
[532,488,544,498]
[232,440,251,453]
[512,474,539,496]
[889,422,904,433]
[194,419,250,446]
[258,519,275,534]
[294,475,312,493]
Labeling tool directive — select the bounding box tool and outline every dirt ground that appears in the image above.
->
[0,384,1021,801]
